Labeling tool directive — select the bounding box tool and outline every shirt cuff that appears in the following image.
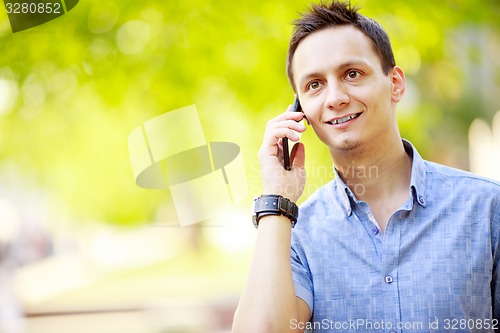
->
[294,282,313,314]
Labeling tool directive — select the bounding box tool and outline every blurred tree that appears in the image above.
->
[0,0,498,225]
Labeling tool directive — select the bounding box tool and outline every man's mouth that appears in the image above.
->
[326,113,362,125]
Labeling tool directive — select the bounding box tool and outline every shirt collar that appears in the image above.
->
[403,139,427,208]
[333,139,427,216]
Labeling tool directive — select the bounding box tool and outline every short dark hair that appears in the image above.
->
[286,1,396,90]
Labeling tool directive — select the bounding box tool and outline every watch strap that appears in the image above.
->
[252,195,299,228]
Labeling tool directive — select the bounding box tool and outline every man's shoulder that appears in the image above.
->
[295,179,347,229]
[299,180,336,210]
[423,160,500,209]
[293,180,339,239]
[424,160,500,190]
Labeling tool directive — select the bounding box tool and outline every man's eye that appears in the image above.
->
[307,81,321,90]
[346,70,360,79]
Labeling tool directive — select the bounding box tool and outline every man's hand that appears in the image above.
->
[258,106,307,202]
[232,107,310,333]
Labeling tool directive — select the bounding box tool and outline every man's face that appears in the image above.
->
[292,25,404,154]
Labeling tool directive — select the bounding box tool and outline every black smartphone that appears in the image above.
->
[283,96,302,170]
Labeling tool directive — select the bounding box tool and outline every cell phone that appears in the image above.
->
[283,97,302,171]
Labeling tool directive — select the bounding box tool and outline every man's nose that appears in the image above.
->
[324,81,350,110]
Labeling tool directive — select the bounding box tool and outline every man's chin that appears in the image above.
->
[330,138,362,152]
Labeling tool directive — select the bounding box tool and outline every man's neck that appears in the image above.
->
[332,138,413,231]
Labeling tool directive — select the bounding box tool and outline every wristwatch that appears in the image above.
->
[252,195,299,228]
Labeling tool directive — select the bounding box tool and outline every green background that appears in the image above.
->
[0,0,499,330]
[0,0,499,224]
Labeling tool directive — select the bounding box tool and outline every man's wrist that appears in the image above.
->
[252,195,299,229]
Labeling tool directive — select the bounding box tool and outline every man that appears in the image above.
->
[232,1,500,332]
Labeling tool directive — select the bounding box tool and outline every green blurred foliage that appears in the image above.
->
[0,0,499,225]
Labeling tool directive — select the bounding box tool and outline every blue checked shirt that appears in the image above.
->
[291,140,500,332]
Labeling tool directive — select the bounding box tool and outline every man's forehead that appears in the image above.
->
[292,26,382,80]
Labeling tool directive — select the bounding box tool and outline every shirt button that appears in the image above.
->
[371,227,379,235]
[385,275,393,284]
[418,195,425,205]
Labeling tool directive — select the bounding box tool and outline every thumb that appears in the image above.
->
[290,142,305,169]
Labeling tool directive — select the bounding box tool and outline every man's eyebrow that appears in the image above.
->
[336,60,370,70]
[297,72,323,87]
[297,60,370,86]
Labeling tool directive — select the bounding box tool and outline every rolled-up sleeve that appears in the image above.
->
[291,242,314,314]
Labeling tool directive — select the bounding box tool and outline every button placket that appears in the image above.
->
[380,215,401,333]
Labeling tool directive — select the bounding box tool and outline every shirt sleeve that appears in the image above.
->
[291,241,314,314]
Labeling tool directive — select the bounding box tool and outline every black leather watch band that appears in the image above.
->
[252,195,299,228]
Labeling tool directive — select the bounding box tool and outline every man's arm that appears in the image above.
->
[232,109,310,332]
[232,215,311,332]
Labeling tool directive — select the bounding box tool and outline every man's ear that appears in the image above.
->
[303,113,310,125]
[391,66,406,103]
